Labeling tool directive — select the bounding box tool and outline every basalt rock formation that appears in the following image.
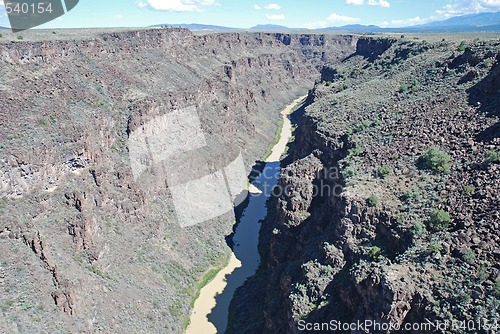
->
[2,29,497,334]
[229,37,499,333]
[0,28,359,333]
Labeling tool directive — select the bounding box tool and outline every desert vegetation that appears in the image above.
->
[230,34,500,334]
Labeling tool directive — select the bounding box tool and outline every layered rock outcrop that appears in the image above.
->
[0,28,360,333]
[230,37,499,334]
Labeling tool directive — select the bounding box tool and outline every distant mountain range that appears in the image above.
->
[417,11,500,28]
[150,23,238,31]
[322,24,382,32]
[323,11,500,32]
[153,11,500,32]
[249,24,294,31]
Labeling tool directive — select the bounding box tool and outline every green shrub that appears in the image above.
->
[17,35,23,40]
[372,119,382,126]
[356,119,372,132]
[477,267,488,282]
[428,209,451,231]
[369,246,381,260]
[399,84,408,93]
[345,128,353,136]
[495,278,500,297]
[376,166,391,178]
[462,248,475,264]
[401,191,420,203]
[411,222,427,238]
[0,33,2,38]
[463,185,475,195]
[485,151,500,163]
[457,40,466,51]
[447,68,457,76]
[429,241,443,254]
[366,195,379,207]
[457,291,471,303]
[348,146,363,156]
[411,80,419,93]
[325,81,332,86]
[343,166,357,177]
[0,299,14,311]
[419,148,451,173]
[395,212,410,224]
[297,210,311,221]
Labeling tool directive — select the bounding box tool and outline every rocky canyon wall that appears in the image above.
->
[229,37,499,334]
[0,28,359,333]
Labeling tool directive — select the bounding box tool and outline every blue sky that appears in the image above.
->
[0,0,499,29]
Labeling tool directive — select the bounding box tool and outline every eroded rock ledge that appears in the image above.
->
[0,29,361,333]
[230,37,499,334]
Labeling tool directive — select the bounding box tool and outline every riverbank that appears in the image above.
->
[262,95,308,162]
[184,95,308,334]
[264,95,307,162]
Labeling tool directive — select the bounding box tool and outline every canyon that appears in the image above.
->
[229,35,499,333]
[0,28,499,334]
[0,28,354,333]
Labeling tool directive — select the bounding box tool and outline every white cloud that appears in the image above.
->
[114,14,123,19]
[383,0,500,27]
[264,3,281,10]
[391,16,423,26]
[327,13,360,23]
[304,21,328,29]
[306,12,360,29]
[346,0,390,7]
[266,14,285,20]
[435,0,500,17]
[137,0,219,12]
[136,1,148,9]
[346,0,364,5]
[255,3,281,10]
[368,0,390,8]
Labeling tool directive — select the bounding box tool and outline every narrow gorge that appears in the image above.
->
[0,28,498,334]
[0,29,356,333]
[230,35,499,334]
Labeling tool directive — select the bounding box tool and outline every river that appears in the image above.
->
[185,95,307,334]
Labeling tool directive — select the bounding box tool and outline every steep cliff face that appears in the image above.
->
[273,33,359,68]
[0,29,359,333]
[230,37,499,333]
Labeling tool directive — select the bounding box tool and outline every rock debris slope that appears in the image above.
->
[229,36,499,334]
[0,29,357,333]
